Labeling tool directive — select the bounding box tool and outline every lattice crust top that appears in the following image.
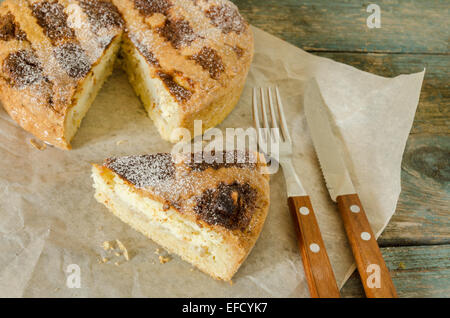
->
[114,0,253,112]
[0,0,253,148]
[0,0,124,148]
[103,151,269,234]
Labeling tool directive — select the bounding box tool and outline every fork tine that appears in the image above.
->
[267,87,279,129]
[259,87,270,130]
[252,88,263,146]
[268,87,282,142]
[275,86,291,142]
[259,87,271,144]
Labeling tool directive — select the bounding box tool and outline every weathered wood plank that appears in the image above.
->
[311,53,450,245]
[233,0,450,54]
[315,52,449,136]
[380,136,450,246]
[342,245,450,297]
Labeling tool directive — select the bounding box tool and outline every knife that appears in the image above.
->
[304,79,398,298]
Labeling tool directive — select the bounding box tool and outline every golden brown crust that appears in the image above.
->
[113,0,254,137]
[97,151,270,255]
[0,0,123,149]
[0,0,253,148]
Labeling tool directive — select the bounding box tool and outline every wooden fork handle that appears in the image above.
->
[288,196,340,298]
[337,194,398,298]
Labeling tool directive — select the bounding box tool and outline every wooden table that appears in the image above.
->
[232,0,450,297]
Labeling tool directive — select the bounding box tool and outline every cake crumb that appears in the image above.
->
[99,257,109,264]
[155,248,161,255]
[102,241,114,251]
[229,280,233,286]
[159,255,171,264]
[116,239,130,261]
[30,139,46,150]
[398,262,406,270]
[101,239,131,263]
[114,261,120,266]
[116,140,127,146]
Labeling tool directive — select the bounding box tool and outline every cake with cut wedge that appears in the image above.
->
[0,0,124,149]
[0,0,253,149]
[91,151,270,281]
[116,0,254,143]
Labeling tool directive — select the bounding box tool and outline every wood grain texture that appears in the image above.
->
[233,0,449,248]
[305,54,449,246]
[315,53,449,136]
[341,245,450,297]
[337,194,398,297]
[288,196,340,298]
[233,0,449,298]
[380,136,450,246]
[232,0,449,54]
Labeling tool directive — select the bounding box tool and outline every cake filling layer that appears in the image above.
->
[92,165,242,280]
[121,36,182,142]
[64,35,122,144]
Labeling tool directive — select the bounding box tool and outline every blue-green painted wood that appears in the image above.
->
[342,245,450,297]
[232,0,450,54]
[316,52,449,135]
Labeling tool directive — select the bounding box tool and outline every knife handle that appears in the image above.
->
[288,196,340,298]
[336,194,398,298]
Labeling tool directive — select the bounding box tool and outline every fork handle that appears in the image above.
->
[337,194,397,298]
[288,196,340,298]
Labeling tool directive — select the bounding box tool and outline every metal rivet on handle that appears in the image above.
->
[309,243,320,253]
[350,205,360,213]
[361,232,371,241]
[299,207,310,215]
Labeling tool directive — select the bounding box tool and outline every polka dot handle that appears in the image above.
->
[336,193,398,298]
[288,195,340,298]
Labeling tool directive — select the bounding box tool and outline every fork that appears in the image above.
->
[252,87,340,298]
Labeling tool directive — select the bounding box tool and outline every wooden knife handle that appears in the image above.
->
[337,194,398,298]
[288,196,340,298]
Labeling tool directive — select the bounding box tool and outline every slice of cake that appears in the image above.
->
[92,151,270,281]
[115,0,254,142]
[0,0,124,149]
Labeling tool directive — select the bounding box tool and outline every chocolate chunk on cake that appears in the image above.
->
[92,151,270,281]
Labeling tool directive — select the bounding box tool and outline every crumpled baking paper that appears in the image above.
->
[0,27,424,297]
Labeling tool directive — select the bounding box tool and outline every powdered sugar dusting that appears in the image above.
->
[103,151,262,230]
[0,12,27,41]
[133,0,173,16]
[205,2,246,34]
[189,46,224,79]
[157,18,198,49]
[3,50,44,88]
[105,154,175,189]
[53,42,91,78]
[31,1,76,45]
[78,0,124,32]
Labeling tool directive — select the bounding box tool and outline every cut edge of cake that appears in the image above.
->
[63,34,123,148]
[0,0,254,149]
[120,34,251,143]
[91,152,270,281]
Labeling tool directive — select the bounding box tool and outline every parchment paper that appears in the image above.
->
[0,27,424,297]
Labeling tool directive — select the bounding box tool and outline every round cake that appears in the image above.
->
[0,0,254,149]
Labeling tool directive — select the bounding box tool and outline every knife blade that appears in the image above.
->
[304,80,355,201]
[304,79,398,298]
